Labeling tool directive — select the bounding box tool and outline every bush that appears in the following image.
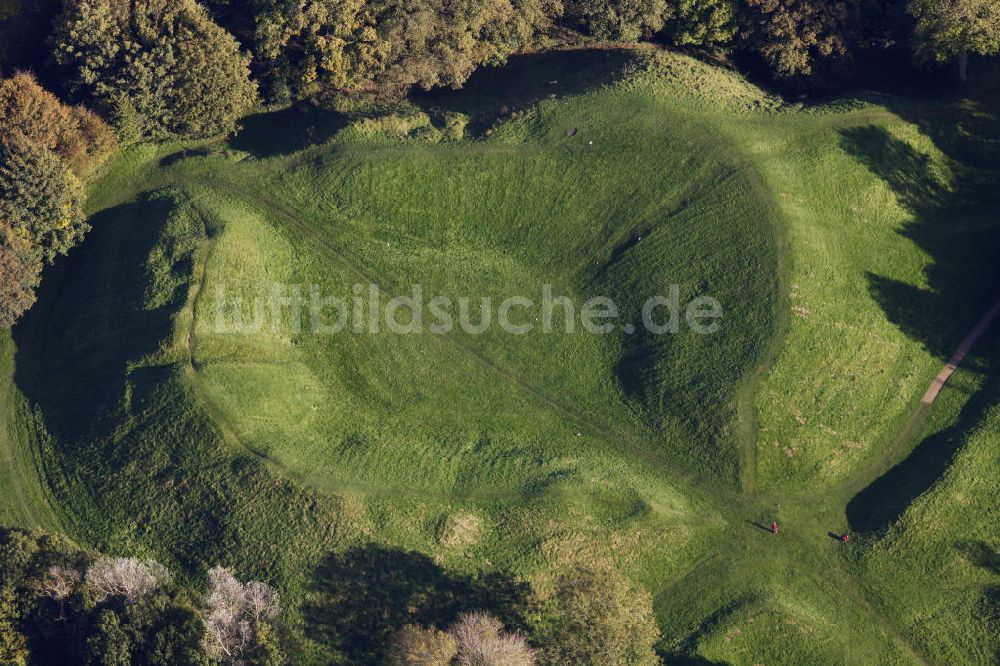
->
[52,0,258,139]
[450,610,535,666]
[0,72,114,177]
[534,564,660,665]
[385,624,458,665]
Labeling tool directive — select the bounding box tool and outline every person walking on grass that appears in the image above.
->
[771,521,779,535]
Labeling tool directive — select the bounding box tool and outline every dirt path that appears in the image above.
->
[921,298,1000,404]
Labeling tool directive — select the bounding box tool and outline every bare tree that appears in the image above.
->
[39,565,81,618]
[203,566,281,665]
[84,557,171,604]
[449,611,535,666]
[244,581,280,623]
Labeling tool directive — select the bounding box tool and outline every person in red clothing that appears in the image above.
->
[771,521,779,535]
[841,533,849,543]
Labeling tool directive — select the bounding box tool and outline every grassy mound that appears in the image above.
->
[1,48,998,663]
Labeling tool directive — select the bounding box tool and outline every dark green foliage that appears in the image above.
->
[249,0,554,101]
[246,620,284,666]
[908,0,1000,80]
[0,587,29,666]
[563,0,668,41]
[666,0,738,45]
[86,610,132,666]
[0,0,60,74]
[0,528,228,666]
[739,0,859,79]
[0,134,87,264]
[52,0,258,139]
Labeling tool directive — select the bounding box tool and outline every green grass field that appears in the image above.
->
[1,47,997,663]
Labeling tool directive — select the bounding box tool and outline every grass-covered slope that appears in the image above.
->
[851,338,1000,664]
[1,48,998,663]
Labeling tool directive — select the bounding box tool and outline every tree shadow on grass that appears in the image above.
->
[838,121,1000,362]
[412,48,640,136]
[12,190,187,442]
[839,90,1000,533]
[958,540,1000,659]
[228,104,349,159]
[302,545,531,663]
[847,355,999,533]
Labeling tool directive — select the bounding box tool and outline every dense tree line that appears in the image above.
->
[2,527,663,665]
[0,528,281,666]
[0,72,113,328]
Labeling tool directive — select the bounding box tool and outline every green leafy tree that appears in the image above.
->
[86,610,133,666]
[908,0,1000,81]
[563,0,668,41]
[0,221,41,328]
[52,0,258,139]
[246,620,283,666]
[666,0,737,45]
[739,0,859,80]
[534,564,661,665]
[0,587,29,666]
[251,0,553,99]
[0,135,87,263]
[132,596,211,666]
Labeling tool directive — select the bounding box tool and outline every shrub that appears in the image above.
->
[450,610,535,666]
[534,564,660,665]
[666,0,738,46]
[52,0,258,139]
[385,624,458,665]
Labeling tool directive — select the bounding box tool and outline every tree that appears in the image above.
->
[0,72,114,177]
[534,564,660,665]
[562,0,668,41]
[0,586,29,666]
[385,624,458,665]
[739,0,859,80]
[666,0,737,46]
[0,134,87,263]
[449,610,535,666]
[84,557,172,604]
[52,0,258,139]
[908,0,1000,81]
[39,564,81,619]
[203,566,282,664]
[250,0,553,99]
[86,609,133,666]
[0,221,41,328]
[141,600,211,666]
